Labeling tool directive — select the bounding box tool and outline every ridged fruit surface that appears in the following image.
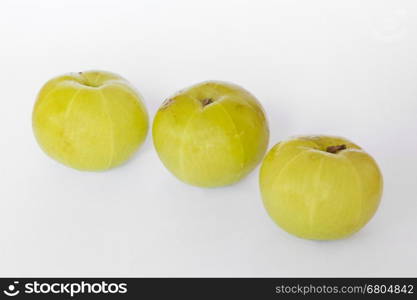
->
[33,70,148,171]
[153,81,269,187]
[259,135,383,240]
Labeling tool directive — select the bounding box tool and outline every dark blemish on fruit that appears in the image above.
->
[235,104,244,110]
[201,98,214,107]
[160,98,174,110]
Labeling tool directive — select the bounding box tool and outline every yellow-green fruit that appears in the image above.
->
[153,81,269,187]
[33,70,148,171]
[259,135,383,240]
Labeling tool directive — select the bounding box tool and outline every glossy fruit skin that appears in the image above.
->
[259,135,383,240]
[33,70,148,171]
[153,81,269,187]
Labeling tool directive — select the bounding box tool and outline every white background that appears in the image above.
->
[0,0,416,277]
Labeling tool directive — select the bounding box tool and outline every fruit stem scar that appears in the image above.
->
[326,144,347,154]
[201,98,214,107]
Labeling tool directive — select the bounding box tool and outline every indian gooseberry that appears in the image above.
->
[153,81,269,187]
[32,70,148,171]
[259,135,383,240]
